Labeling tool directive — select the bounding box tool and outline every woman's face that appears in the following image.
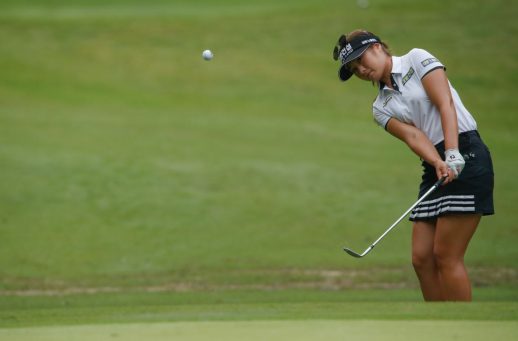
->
[347,44,387,82]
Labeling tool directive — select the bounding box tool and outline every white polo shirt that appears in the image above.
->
[372,48,477,145]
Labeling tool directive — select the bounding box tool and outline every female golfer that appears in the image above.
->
[333,30,494,301]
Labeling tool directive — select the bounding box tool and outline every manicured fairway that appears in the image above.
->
[1,0,517,338]
[2,320,518,341]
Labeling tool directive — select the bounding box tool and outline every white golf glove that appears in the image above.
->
[445,148,465,178]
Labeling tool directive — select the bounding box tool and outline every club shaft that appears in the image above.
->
[368,180,441,249]
[344,177,446,258]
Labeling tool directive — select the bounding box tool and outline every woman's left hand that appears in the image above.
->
[445,148,465,178]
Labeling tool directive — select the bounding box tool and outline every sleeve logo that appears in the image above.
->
[421,58,439,67]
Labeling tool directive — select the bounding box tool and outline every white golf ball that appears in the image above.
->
[202,49,213,61]
[357,0,369,8]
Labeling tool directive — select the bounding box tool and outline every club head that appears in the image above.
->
[343,245,374,258]
[343,247,363,258]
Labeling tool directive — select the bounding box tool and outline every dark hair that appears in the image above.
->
[346,29,391,56]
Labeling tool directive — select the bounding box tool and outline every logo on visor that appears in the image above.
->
[361,38,378,44]
[337,35,379,64]
[339,44,353,62]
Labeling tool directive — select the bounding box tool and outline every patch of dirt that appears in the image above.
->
[1,267,516,297]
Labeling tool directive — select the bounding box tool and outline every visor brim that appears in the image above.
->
[337,44,372,81]
[338,65,353,81]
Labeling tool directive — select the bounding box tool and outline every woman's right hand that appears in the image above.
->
[433,160,455,185]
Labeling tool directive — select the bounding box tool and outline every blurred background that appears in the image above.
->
[1,0,517,293]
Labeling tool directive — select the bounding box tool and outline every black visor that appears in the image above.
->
[333,32,381,81]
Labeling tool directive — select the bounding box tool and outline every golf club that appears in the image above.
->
[344,176,446,258]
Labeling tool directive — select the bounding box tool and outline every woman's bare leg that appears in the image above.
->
[412,220,443,301]
[433,214,481,301]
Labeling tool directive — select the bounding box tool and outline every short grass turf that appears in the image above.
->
[1,320,517,341]
[1,0,517,334]
[1,288,517,329]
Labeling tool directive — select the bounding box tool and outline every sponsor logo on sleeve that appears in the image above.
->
[421,58,439,67]
[402,67,415,85]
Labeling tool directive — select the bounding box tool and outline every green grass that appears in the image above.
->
[1,288,517,328]
[1,288,517,338]
[0,0,517,335]
[1,320,517,341]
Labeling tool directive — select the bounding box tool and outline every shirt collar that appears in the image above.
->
[379,55,402,91]
[391,55,402,74]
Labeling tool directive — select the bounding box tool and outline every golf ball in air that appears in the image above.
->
[357,0,369,8]
[202,49,213,61]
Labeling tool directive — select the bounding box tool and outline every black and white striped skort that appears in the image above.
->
[409,130,494,221]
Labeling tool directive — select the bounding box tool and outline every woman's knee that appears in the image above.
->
[433,246,463,270]
[412,248,434,271]
[412,221,436,272]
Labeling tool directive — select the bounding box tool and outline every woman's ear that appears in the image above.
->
[371,43,387,57]
[371,43,382,52]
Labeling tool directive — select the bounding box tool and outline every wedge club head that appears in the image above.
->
[343,245,373,258]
